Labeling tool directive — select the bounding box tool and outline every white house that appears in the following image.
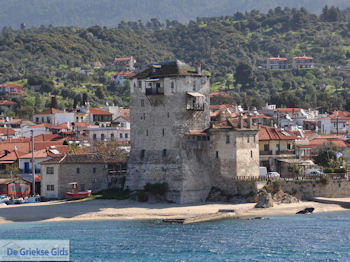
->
[33,108,74,125]
[87,126,130,143]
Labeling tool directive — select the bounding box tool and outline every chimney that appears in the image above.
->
[248,114,253,128]
[239,114,244,128]
[196,62,201,74]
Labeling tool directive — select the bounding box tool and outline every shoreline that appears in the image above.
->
[0,198,349,224]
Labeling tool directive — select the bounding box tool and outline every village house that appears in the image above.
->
[114,56,136,71]
[40,154,109,199]
[318,111,350,135]
[0,100,15,112]
[87,126,130,143]
[292,56,314,69]
[266,57,288,69]
[126,60,259,203]
[33,108,74,125]
[258,125,298,172]
[111,72,135,84]
[74,106,113,125]
[112,115,130,129]
[0,84,24,98]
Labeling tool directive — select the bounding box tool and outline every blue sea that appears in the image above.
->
[0,212,350,261]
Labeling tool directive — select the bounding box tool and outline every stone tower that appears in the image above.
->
[125,60,211,203]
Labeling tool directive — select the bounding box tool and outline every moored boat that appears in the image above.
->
[65,182,91,200]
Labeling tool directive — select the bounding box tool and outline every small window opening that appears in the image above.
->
[216,151,219,158]
[163,149,167,157]
[226,135,230,144]
[141,149,145,158]
[162,128,165,136]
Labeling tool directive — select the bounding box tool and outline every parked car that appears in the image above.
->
[306,169,323,176]
[267,172,281,178]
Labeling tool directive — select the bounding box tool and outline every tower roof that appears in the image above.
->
[135,60,209,79]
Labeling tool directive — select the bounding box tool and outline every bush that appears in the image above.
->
[334,167,346,173]
[272,180,282,192]
[324,168,334,173]
[137,191,148,202]
[320,175,329,185]
[144,183,168,196]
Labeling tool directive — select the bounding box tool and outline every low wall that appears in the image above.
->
[282,180,350,200]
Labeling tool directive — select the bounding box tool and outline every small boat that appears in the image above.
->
[65,182,91,200]
[0,195,9,204]
[25,195,41,203]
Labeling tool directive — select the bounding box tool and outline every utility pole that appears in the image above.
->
[31,130,35,196]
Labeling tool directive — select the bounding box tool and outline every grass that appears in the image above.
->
[88,189,132,200]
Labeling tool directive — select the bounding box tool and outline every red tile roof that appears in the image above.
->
[210,104,236,111]
[114,57,133,63]
[1,84,23,89]
[114,115,130,121]
[259,126,298,141]
[34,134,62,141]
[293,56,313,60]
[268,57,288,61]
[0,127,16,136]
[89,108,112,115]
[276,108,302,112]
[209,92,233,98]
[112,72,135,78]
[0,100,15,106]
[328,111,350,120]
[35,108,64,115]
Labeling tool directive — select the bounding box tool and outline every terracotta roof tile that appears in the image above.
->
[89,108,112,115]
[36,108,64,115]
[259,126,297,141]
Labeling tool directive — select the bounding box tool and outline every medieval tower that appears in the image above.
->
[126,60,259,203]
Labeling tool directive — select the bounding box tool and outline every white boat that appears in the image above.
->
[26,195,41,203]
[0,195,9,203]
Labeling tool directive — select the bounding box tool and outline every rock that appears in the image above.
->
[296,207,314,214]
[255,193,274,208]
[272,190,299,204]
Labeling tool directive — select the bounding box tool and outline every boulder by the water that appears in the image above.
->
[273,190,299,204]
[296,207,314,214]
[255,193,273,208]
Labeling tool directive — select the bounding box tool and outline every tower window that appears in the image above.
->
[163,149,167,157]
[138,81,142,89]
[247,136,250,143]
[251,150,253,158]
[216,151,219,158]
[141,149,145,158]
[226,135,230,144]
[162,128,165,136]
[146,129,148,136]
[141,99,144,107]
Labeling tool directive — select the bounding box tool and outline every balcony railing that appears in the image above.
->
[260,150,272,155]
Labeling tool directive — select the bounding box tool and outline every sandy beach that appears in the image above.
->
[0,198,349,223]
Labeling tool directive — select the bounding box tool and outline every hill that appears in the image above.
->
[1,7,350,118]
[1,0,350,28]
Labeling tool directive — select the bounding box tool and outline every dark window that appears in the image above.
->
[167,112,170,118]
[77,168,80,174]
[216,151,219,158]
[141,99,144,107]
[93,167,96,174]
[171,82,174,90]
[226,135,230,144]
[47,185,54,191]
[143,113,146,120]
[162,128,165,136]
[111,133,115,140]
[93,134,97,140]
[251,150,253,158]
[46,167,54,174]
[141,149,145,158]
[264,144,269,151]
[247,135,250,143]
[138,81,142,89]
[101,134,105,140]
[120,133,123,138]
[125,133,128,138]
[287,144,291,150]
[36,117,39,123]
[163,149,167,157]
[146,130,148,136]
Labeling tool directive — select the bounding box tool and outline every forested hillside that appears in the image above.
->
[1,0,350,28]
[1,7,350,118]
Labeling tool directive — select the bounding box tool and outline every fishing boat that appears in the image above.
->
[65,182,91,200]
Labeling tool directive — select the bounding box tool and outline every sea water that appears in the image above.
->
[0,212,350,261]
